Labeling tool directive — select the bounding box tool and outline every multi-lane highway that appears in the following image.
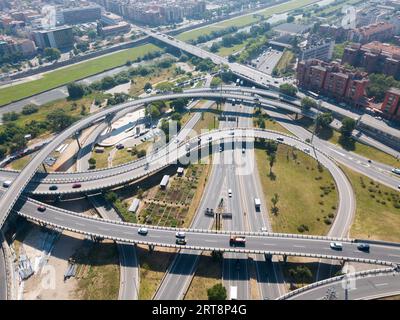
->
[280,269,400,300]
[13,195,400,267]
[0,88,399,300]
[0,87,398,196]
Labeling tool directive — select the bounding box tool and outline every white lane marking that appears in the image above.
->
[389,254,400,258]
[375,283,388,287]
[263,243,276,246]
[205,240,217,243]
[293,245,305,248]
[75,222,85,227]
[329,148,345,157]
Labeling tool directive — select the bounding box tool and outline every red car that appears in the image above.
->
[72,183,82,189]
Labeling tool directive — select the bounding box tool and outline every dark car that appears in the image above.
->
[116,144,124,150]
[72,183,82,189]
[176,238,187,245]
[357,243,370,252]
[37,206,46,212]
[49,185,58,191]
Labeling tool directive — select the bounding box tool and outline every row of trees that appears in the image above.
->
[188,26,238,45]
[0,109,77,156]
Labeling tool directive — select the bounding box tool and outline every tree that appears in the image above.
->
[67,82,86,99]
[367,73,400,102]
[22,104,39,115]
[46,109,76,132]
[340,117,356,139]
[210,76,222,88]
[271,193,279,215]
[88,157,96,169]
[2,112,20,122]
[76,42,89,52]
[316,112,333,130]
[105,191,118,203]
[43,47,61,61]
[210,42,220,53]
[144,82,152,91]
[9,134,26,153]
[287,15,295,23]
[0,145,7,159]
[171,98,188,112]
[265,140,278,155]
[207,283,227,300]
[301,97,317,110]
[88,30,97,40]
[279,83,298,97]
[268,153,276,175]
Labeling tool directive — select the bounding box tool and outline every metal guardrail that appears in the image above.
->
[276,267,397,300]
[15,210,400,267]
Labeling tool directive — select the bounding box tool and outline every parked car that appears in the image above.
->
[72,183,82,189]
[116,143,124,150]
[138,227,148,235]
[277,137,284,142]
[330,242,343,250]
[37,206,46,212]
[49,185,58,191]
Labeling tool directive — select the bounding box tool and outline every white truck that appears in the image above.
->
[254,198,261,210]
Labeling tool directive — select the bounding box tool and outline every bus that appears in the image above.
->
[307,91,319,99]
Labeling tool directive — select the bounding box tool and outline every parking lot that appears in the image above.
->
[251,48,283,75]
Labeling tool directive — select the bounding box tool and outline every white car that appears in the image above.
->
[228,189,232,197]
[138,227,148,235]
[392,168,400,175]
[176,231,186,238]
[330,242,343,250]
[304,148,311,153]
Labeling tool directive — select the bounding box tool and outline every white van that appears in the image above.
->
[2,180,12,188]
[228,189,232,197]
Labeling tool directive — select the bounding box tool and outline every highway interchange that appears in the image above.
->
[0,43,400,300]
[0,86,400,300]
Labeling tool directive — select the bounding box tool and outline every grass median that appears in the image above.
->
[344,166,400,242]
[255,143,339,235]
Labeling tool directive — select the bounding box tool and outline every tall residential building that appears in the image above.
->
[31,26,74,50]
[56,5,102,25]
[297,59,369,107]
[348,22,395,44]
[380,87,400,120]
[299,38,335,62]
[0,36,36,57]
[342,42,400,80]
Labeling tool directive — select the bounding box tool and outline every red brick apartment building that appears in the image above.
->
[348,22,395,44]
[342,41,400,80]
[297,59,369,107]
[380,87,400,121]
